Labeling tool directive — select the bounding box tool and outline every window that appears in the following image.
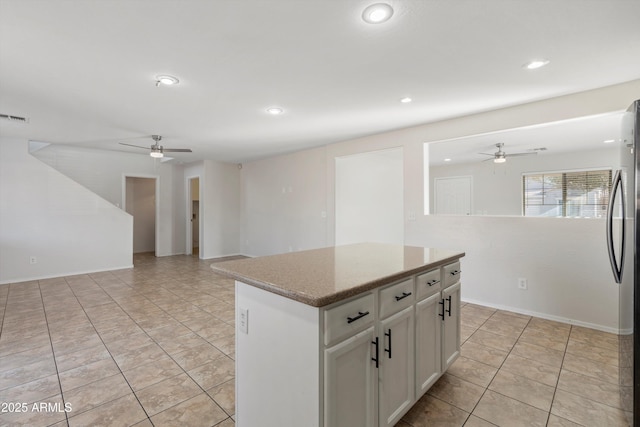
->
[523,169,612,218]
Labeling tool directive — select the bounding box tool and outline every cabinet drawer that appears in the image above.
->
[324,293,375,347]
[442,262,461,288]
[416,269,441,300]
[379,278,415,319]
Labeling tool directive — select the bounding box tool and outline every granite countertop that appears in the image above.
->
[211,243,464,307]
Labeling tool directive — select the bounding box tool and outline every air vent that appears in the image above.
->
[0,114,29,123]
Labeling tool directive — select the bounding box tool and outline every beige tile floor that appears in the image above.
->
[0,253,630,427]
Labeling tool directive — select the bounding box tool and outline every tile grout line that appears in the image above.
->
[0,284,9,341]
[543,323,573,427]
[552,328,627,421]
[62,274,155,425]
[88,270,234,423]
[38,278,72,427]
[461,308,526,426]
[417,303,499,426]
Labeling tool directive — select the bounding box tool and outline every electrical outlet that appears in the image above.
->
[239,307,249,334]
[518,278,528,290]
[30,256,37,264]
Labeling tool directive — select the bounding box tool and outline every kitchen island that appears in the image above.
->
[212,243,465,427]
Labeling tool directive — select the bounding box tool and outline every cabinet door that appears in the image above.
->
[442,282,461,371]
[378,306,415,427]
[415,292,441,397]
[324,327,376,427]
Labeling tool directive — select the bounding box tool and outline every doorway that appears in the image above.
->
[187,176,201,257]
[124,176,158,255]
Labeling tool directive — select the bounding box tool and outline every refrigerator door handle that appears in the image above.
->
[606,169,625,284]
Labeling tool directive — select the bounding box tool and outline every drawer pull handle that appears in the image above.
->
[450,270,461,276]
[439,299,445,320]
[446,295,452,316]
[372,337,379,368]
[347,311,370,324]
[395,291,412,302]
[427,279,440,287]
[385,329,392,359]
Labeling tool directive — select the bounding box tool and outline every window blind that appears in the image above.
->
[523,169,612,218]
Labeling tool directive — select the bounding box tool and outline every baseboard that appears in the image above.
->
[0,264,134,286]
[462,297,620,335]
[201,253,247,261]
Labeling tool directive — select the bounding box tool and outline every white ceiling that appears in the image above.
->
[1,0,640,164]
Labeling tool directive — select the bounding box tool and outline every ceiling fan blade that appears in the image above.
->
[162,148,193,153]
[119,142,149,150]
[478,152,495,156]
[507,152,537,157]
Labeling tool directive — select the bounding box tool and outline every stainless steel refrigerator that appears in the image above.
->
[607,99,640,425]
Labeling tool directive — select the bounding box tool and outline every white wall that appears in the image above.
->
[241,146,329,257]
[239,79,640,331]
[405,215,618,331]
[32,145,242,259]
[335,147,404,245]
[32,143,185,256]
[429,147,619,216]
[184,160,241,259]
[201,160,241,258]
[0,138,133,284]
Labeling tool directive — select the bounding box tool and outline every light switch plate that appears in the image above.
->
[239,307,249,334]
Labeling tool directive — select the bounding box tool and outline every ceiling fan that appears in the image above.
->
[119,135,192,158]
[479,143,537,163]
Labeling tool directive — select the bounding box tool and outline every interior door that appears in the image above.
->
[434,176,472,215]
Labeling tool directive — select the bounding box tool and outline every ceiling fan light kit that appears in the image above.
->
[479,142,538,163]
[118,134,193,159]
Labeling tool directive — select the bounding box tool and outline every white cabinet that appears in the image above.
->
[415,292,442,395]
[378,306,414,427]
[442,282,461,371]
[414,262,461,396]
[324,327,376,427]
[322,262,461,427]
[440,262,461,372]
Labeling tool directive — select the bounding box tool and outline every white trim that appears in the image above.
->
[0,265,135,286]
[202,252,245,260]
[462,297,620,334]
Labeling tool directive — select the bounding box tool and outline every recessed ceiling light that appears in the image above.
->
[266,107,283,115]
[603,139,615,144]
[400,97,412,103]
[444,158,452,162]
[362,3,394,24]
[155,75,179,86]
[523,60,550,70]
